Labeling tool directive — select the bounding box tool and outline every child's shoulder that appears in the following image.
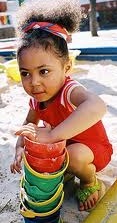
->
[63,76,82,91]
[60,76,81,108]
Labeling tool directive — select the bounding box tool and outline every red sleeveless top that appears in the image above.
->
[29,76,113,171]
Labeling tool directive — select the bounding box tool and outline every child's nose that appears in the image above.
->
[31,73,41,86]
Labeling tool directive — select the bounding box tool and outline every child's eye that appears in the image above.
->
[40,69,49,75]
[21,71,30,77]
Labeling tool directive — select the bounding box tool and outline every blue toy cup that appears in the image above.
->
[23,208,61,222]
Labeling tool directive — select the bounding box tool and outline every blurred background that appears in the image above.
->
[0,0,117,39]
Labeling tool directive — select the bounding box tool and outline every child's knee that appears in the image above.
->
[67,143,94,172]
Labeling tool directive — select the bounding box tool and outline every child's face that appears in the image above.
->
[18,47,71,103]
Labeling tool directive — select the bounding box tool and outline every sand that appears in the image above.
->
[0,30,117,223]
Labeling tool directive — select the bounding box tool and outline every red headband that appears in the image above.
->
[23,22,70,42]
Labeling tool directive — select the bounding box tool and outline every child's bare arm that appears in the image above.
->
[51,86,107,142]
[10,109,40,174]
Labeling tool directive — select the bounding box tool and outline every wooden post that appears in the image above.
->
[18,0,24,6]
[89,0,98,36]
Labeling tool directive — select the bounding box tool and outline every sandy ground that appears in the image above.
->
[0,30,117,223]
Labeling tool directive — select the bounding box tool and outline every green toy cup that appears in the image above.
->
[25,192,63,213]
[20,190,64,218]
[21,177,63,202]
[21,183,63,212]
[24,165,63,192]
[23,151,69,192]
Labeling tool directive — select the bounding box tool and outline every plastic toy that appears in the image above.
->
[24,137,66,159]
[0,59,21,82]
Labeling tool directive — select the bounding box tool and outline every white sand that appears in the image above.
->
[0,30,117,223]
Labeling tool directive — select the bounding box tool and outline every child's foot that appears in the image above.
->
[75,178,106,211]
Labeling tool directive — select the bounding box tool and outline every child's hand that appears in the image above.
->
[15,123,54,144]
[10,147,24,174]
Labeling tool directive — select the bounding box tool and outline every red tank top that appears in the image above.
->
[29,77,112,149]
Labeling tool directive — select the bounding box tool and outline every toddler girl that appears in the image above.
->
[10,0,113,213]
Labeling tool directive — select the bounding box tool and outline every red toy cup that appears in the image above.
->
[24,137,66,159]
[25,149,67,173]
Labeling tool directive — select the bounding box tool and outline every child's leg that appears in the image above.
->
[67,143,105,211]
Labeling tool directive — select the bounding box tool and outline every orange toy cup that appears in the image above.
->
[25,149,67,173]
[24,137,66,159]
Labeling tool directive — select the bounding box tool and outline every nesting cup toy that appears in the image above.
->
[20,138,69,222]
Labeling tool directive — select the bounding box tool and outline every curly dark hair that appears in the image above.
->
[16,0,82,63]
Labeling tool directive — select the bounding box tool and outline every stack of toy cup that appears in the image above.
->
[20,137,69,223]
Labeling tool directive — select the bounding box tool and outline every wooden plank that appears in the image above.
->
[83,180,117,223]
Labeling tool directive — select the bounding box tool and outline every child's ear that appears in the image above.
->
[65,58,72,74]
